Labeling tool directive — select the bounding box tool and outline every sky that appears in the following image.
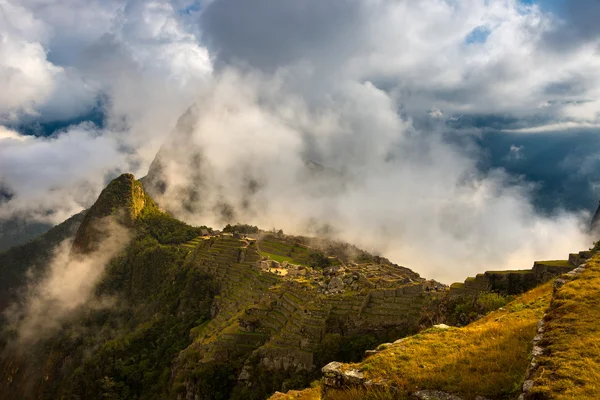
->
[1,0,600,281]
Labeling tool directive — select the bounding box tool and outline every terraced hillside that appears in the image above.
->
[2,173,597,400]
[167,232,440,399]
[270,253,600,400]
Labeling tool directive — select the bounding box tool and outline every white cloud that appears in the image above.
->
[0,0,212,224]
[1,0,599,283]
[0,123,126,223]
[148,69,591,282]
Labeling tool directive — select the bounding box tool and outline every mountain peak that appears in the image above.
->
[71,173,147,253]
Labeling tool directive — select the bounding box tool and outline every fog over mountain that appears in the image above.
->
[1,0,600,281]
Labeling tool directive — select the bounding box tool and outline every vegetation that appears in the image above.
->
[3,173,597,400]
[137,206,207,245]
[270,386,321,400]
[529,255,600,399]
[60,212,217,400]
[534,260,571,267]
[258,235,311,266]
[308,252,331,270]
[327,282,553,399]
[223,224,260,234]
[0,175,219,400]
[421,291,511,327]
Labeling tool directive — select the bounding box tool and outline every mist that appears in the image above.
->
[147,69,592,282]
[4,217,131,344]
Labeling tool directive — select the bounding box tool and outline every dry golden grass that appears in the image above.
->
[529,255,600,399]
[269,386,322,400]
[328,282,554,400]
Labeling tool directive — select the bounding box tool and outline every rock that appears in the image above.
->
[532,345,544,357]
[328,276,344,292]
[343,369,365,385]
[553,278,566,292]
[411,390,464,400]
[522,380,534,392]
[324,265,345,276]
[537,319,545,334]
[321,362,365,388]
[376,343,393,351]
[433,324,451,330]
[322,361,343,375]
[393,338,406,344]
[238,367,251,381]
[364,350,379,359]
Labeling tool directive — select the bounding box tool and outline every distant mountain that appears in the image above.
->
[0,218,53,252]
[0,211,85,315]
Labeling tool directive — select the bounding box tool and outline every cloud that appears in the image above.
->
[0,123,126,223]
[0,0,212,226]
[147,68,591,282]
[507,144,525,161]
[1,0,599,282]
[0,0,98,123]
[541,0,600,50]
[4,216,131,344]
[200,0,600,125]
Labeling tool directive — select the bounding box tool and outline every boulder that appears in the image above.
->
[322,361,366,388]
[328,276,345,292]
[553,278,566,292]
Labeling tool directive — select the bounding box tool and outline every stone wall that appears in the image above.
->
[449,257,583,297]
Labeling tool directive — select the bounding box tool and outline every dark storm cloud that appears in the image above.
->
[200,0,365,71]
[543,0,600,50]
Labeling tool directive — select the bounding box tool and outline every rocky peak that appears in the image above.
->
[71,173,147,254]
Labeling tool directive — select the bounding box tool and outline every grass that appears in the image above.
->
[528,254,600,399]
[262,252,302,265]
[269,386,321,400]
[327,281,554,400]
[486,269,532,275]
[258,236,311,265]
[534,260,572,267]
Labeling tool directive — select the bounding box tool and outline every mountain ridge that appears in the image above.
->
[0,173,597,400]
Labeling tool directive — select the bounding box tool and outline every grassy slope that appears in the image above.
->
[529,255,600,399]
[270,387,322,400]
[276,281,555,400]
[353,282,552,399]
[258,236,311,266]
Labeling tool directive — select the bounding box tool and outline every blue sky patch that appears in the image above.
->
[465,26,491,44]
